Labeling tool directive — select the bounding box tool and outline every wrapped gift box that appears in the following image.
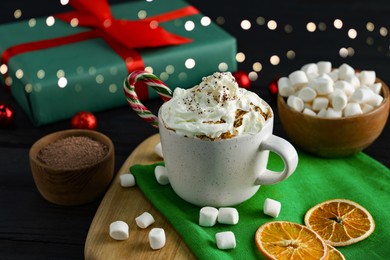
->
[0,0,237,125]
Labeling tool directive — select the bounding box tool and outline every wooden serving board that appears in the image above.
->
[84,134,195,259]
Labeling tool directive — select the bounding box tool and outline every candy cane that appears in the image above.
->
[124,70,173,128]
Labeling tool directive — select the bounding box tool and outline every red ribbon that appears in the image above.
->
[1,0,199,99]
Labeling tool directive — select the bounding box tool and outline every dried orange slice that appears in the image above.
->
[304,199,375,246]
[255,221,329,260]
[327,244,345,260]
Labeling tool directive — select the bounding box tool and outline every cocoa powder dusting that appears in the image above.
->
[37,136,109,169]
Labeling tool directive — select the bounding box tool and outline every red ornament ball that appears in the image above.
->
[268,78,279,97]
[0,103,15,127]
[71,111,97,130]
[233,71,251,89]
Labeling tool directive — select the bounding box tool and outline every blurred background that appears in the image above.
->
[0,1,389,259]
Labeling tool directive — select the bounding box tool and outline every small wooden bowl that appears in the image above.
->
[277,79,390,157]
[29,129,115,205]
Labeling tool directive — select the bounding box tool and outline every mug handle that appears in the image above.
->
[255,135,298,185]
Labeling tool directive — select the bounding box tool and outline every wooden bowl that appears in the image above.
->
[29,129,115,205]
[277,79,390,157]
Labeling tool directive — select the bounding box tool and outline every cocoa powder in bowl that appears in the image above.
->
[37,136,109,169]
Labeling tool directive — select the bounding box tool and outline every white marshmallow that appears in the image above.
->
[326,108,343,118]
[312,97,329,111]
[303,107,317,116]
[331,91,348,111]
[148,228,166,250]
[328,88,344,102]
[287,95,304,112]
[359,70,376,85]
[218,207,239,225]
[154,165,169,185]
[288,70,308,88]
[199,207,219,227]
[367,93,384,107]
[314,76,334,95]
[298,86,317,102]
[317,108,327,117]
[344,103,363,117]
[351,87,374,104]
[277,77,295,97]
[109,221,129,240]
[135,212,155,229]
[154,142,163,158]
[215,231,236,250]
[345,74,361,88]
[120,173,136,187]
[334,80,355,96]
[306,72,320,80]
[362,103,375,113]
[370,82,382,94]
[327,69,339,82]
[317,61,332,74]
[263,198,281,218]
[301,63,318,75]
[338,63,355,80]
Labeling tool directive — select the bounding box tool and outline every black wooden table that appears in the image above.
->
[1,1,389,259]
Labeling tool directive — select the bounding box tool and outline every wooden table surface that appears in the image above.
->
[1,1,389,259]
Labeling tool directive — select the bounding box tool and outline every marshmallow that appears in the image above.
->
[135,212,155,229]
[154,142,163,158]
[298,86,317,102]
[281,63,383,118]
[120,173,136,187]
[370,82,382,94]
[148,228,166,250]
[344,103,363,117]
[345,74,361,88]
[327,69,339,82]
[317,61,332,74]
[215,231,236,250]
[367,93,384,107]
[317,108,327,117]
[301,63,319,75]
[303,107,317,116]
[218,207,239,225]
[199,207,219,227]
[334,80,355,96]
[359,70,376,85]
[278,77,295,97]
[331,91,348,111]
[351,87,374,104]
[326,108,343,118]
[314,76,334,95]
[338,63,355,80]
[154,165,169,185]
[287,95,304,112]
[109,221,129,240]
[288,70,308,88]
[312,97,329,111]
[362,103,375,113]
[263,198,281,218]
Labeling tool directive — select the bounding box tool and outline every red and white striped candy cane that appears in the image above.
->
[124,70,173,128]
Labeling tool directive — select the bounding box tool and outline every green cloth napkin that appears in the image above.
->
[131,151,390,259]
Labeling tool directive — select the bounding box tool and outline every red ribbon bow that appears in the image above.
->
[56,0,193,49]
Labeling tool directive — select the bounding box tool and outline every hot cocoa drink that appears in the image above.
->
[159,72,272,140]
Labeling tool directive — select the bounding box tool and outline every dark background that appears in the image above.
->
[1,0,389,259]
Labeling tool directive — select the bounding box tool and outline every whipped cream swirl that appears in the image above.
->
[160,72,272,139]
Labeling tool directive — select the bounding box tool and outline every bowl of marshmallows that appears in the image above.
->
[277,61,389,158]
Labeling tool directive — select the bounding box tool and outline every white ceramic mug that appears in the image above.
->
[158,107,298,207]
